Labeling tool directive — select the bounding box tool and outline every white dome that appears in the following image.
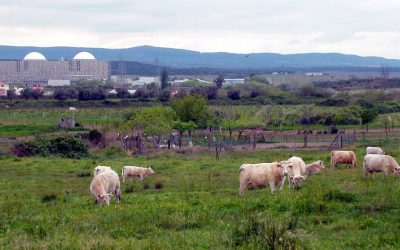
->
[24,52,46,60]
[73,52,96,60]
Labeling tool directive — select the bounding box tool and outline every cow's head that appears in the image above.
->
[97,193,113,205]
[292,175,307,189]
[148,167,155,174]
[318,160,325,169]
[394,167,400,176]
[278,161,293,177]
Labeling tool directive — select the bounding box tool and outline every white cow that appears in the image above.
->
[330,150,357,168]
[69,107,78,112]
[121,166,155,182]
[90,170,121,205]
[366,147,385,155]
[93,165,112,176]
[280,156,307,189]
[363,154,400,180]
[239,162,289,194]
[304,160,325,176]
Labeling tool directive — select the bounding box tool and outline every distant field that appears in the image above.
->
[0,124,59,137]
[1,146,400,248]
[0,106,399,138]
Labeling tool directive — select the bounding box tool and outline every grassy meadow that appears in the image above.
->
[1,146,400,249]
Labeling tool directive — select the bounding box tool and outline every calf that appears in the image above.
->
[330,150,357,168]
[90,170,121,205]
[93,165,112,176]
[280,156,307,189]
[239,162,289,194]
[363,154,400,180]
[304,160,325,176]
[122,166,155,182]
[366,146,385,155]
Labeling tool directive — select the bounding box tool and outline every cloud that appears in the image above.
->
[0,0,399,58]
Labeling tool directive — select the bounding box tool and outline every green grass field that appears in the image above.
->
[1,147,400,249]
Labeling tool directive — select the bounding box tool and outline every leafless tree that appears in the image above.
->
[380,64,390,89]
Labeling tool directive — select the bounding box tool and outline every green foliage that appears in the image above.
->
[361,109,378,125]
[170,95,210,126]
[334,106,362,125]
[127,106,176,136]
[160,67,170,90]
[173,121,196,133]
[12,135,89,158]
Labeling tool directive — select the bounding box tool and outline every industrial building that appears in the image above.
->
[0,52,109,86]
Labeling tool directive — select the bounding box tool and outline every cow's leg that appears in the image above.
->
[372,173,375,181]
[239,184,245,195]
[115,188,121,203]
[365,170,368,179]
[139,174,144,181]
[278,179,284,192]
[269,181,275,194]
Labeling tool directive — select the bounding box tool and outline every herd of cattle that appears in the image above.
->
[239,146,400,194]
[89,146,400,205]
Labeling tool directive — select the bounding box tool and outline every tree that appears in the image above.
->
[170,94,210,126]
[54,89,69,101]
[361,109,378,131]
[6,89,16,100]
[215,75,224,89]
[116,88,129,99]
[160,67,169,90]
[173,121,196,147]
[227,89,241,100]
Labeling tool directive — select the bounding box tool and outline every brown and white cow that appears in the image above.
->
[330,150,357,168]
[280,156,307,189]
[304,160,325,176]
[366,147,385,155]
[239,162,289,194]
[121,166,155,182]
[90,170,121,205]
[363,154,400,180]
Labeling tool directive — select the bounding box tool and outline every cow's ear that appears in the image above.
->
[289,164,293,168]
[107,193,113,197]
[319,161,323,166]
[98,194,103,198]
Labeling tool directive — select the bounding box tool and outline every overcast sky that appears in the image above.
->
[0,0,399,58]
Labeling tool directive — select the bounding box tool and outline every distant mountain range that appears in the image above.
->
[1,45,400,69]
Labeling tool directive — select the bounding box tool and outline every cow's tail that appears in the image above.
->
[121,166,125,182]
[239,164,246,173]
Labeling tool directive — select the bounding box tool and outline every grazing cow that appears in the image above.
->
[90,170,121,205]
[280,156,307,189]
[330,150,357,168]
[305,160,325,176]
[239,162,289,194]
[363,154,400,180]
[93,165,112,176]
[121,166,155,182]
[68,107,78,112]
[366,147,385,155]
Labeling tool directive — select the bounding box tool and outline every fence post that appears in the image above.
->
[340,136,343,149]
[253,131,256,150]
[304,132,308,148]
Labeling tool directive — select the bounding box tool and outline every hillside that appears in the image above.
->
[1,45,400,69]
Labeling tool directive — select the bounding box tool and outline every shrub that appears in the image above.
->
[41,194,57,203]
[227,89,241,100]
[77,171,91,177]
[12,135,89,158]
[154,182,163,190]
[88,130,102,145]
[323,190,357,203]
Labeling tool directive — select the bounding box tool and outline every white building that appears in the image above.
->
[224,79,245,85]
[131,76,159,86]
[48,79,71,86]
[0,82,9,96]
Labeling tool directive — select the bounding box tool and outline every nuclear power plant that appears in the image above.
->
[0,51,109,85]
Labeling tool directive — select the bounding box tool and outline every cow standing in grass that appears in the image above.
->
[280,156,307,189]
[90,170,121,205]
[330,150,357,168]
[363,154,400,180]
[93,165,112,176]
[122,166,155,182]
[304,160,325,176]
[238,162,289,194]
[366,147,385,155]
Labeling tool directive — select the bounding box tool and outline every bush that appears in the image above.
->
[227,89,241,100]
[41,194,57,203]
[88,130,102,145]
[319,98,348,107]
[12,135,89,158]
